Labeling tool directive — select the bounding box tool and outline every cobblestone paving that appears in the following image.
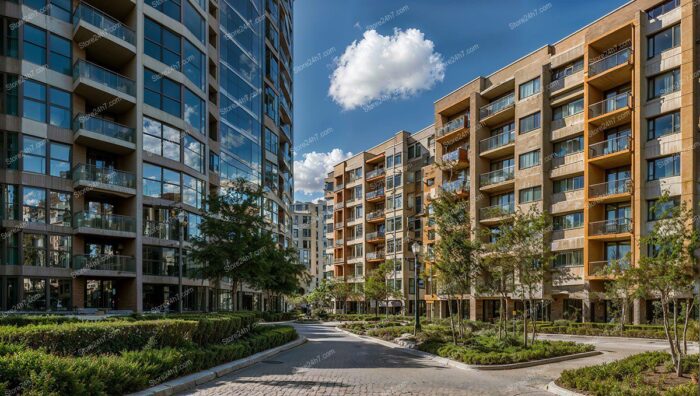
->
[180,323,676,396]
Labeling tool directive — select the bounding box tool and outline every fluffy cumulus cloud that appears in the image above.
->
[329,28,445,110]
[294,149,353,195]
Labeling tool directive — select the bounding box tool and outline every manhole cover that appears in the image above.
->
[261,360,284,364]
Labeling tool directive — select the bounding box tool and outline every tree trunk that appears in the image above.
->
[661,298,681,377]
[457,297,464,339]
[523,299,528,347]
[447,297,457,344]
[682,298,694,355]
[673,299,682,362]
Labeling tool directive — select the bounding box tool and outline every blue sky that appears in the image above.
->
[292,0,628,202]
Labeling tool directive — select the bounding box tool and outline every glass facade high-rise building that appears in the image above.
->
[0,0,293,313]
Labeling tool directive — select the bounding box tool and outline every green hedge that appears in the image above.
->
[558,351,699,395]
[537,321,699,340]
[261,312,295,322]
[138,312,260,346]
[0,326,297,396]
[0,315,83,327]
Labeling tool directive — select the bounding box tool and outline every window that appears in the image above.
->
[648,24,680,59]
[23,234,46,267]
[519,186,541,203]
[519,112,540,134]
[647,0,680,19]
[553,135,583,157]
[184,88,205,134]
[50,0,71,22]
[183,39,205,90]
[151,0,181,20]
[183,174,204,209]
[49,33,71,75]
[23,24,46,66]
[553,98,584,120]
[519,150,540,169]
[22,136,46,174]
[1,73,18,115]
[264,128,278,155]
[648,196,680,221]
[407,144,422,160]
[143,163,181,201]
[23,80,46,123]
[264,86,278,124]
[648,68,680,99]
[1,16,19,58]
[49,191,71,226]
[144,18,181,67]
[49,142,70,178]
[144,68,181,117]
[209,152,220,173]
[48,87,71,128]
[553,250,583,268]
[386,155,393,168]
[553,176,584,193]
[519,77,540,99]
[386,216,402,232]
[186,212,202,241]
[22,187,46,223]
[647,154,680,180]
[266,52,279,88]
[394,153,402,166]
[264,161,278,193]
[387,193,402,209]
[647,111,680,140]
[553,212,584,230]
[184,0,205,43]
[551,58,583,82]
[183,135,204,173]
[143,117,181,161]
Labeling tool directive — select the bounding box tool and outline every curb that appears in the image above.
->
[336,327,601,371]
[130,336,308,396]
[538,332,700,346]
[546,381,586,396]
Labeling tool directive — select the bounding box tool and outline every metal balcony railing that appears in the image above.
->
[367,251,385,260]
[437,115,468,138]
[480,202,515,220]
[335,239,344,246]
[589,135,630,158]
[442,179,469,193]
[72,254,135,272]
[366,168,385,179]
[366,209,385,221]
[589,218,632,235]
[73,211,136,233]
[589,92,631,118]
[334,222,344,230]
[479,92,515,119]
[143,259,179,276]
[589,259,630,275]
[73,59,136,97]
[589,47,632,76]
[480,166,515,187]
[366,231,385,241]
[143,220,179,240]
[72,163,136,189]
[366,189,385,200]
[479,131,515,153]
[72,114,135,143]
[589,178,632,198]
[334,183,344,192]
[73,2,135,45]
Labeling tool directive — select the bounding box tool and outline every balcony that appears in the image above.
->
[366,231,385,243]
[334,202,344,211]
[72,59,136,112]
[480,202,515,221]
[479,131,515,158]
[334,183,344,192]
[143,259,180,277]
[366,168,385,181]
[72,254,136,276]
[72,163,136,197]
[436,115,468,141]
[143,220,179,241]
[589,135,631,167]
[588,48,633,89]
[72,114,135,153]
[335,239,344,247]
[588,259,629,278]
[366,209,386,223]
[72,3,136,68]
[334,222,344,230]
[333,257,345,264]
[366,188,385,202]
[589,179,632,201]
[73,211,136,237]
[479,93,515,126]
[367,251,386,262]
[441,147,469,169]
[442,179,469,196]
[588,92,631,127]
[589,218,632,237]
[479,166,515,191]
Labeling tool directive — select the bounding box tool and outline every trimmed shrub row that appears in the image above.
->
[0,325,297,396]
[261,311,295,322]
[537,320,699,340]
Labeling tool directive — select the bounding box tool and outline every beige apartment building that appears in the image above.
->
[292,201,329,293]
[324,127,434,314]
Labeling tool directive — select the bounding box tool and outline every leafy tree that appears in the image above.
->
[624,193,699,377]
[328,278,353,313]
[307,280,333,312]
[364,261,400,318]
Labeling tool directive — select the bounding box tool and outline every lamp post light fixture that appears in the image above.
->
[411,241,421,334]
[173,209,188,313]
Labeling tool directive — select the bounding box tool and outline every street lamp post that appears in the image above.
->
[411,241,421,334]
[175,210,187,313]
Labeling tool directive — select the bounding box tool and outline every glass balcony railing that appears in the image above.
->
[589,92,631,118]
[480,202,515,220]
[72,163,136,189]
[589,135,630,158]
[366,231,385,241]
[589,259,630,275]
[366,168,385,179]
[73,59,136,97]
[73,211,136,233]
[335,239,344,246]
[334,183,344,192]
[366,189,385,200]
[479,92,515,119]
[589,178,632,198]
[73,114,135,143]
[480,131,515,153]
[589,47,632,76]
[480,166,515,187]
[589,218,632,235]
[367,209,385,221]
[367,251,385,260]
[442,146,469,163]
[73,3,135,45]
[143,220,179,240]
[442,179,469,193]
[335,222,344,230]
[72,254,135,272]
[143,260,179,277]
[437,115,468,138]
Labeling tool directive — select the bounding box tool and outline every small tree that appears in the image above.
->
[328,278,353,313]
[625,193,699,377]
[601,258,635,330]
[364,261,398,318]
[307,279,333,313]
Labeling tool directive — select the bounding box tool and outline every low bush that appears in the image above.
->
[0,326,297,396]
[558,351,699,395]
[366,325,413,341]
[261,311,295,322]
[0,315,81,327]
[536,321,699,340]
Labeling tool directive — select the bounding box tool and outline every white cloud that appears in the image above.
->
[329,28,445,110]
[294,149,353,195]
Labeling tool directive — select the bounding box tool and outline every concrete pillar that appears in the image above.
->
[550,297,564,321]
[582,298,591,323]
[633,298,646,325]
